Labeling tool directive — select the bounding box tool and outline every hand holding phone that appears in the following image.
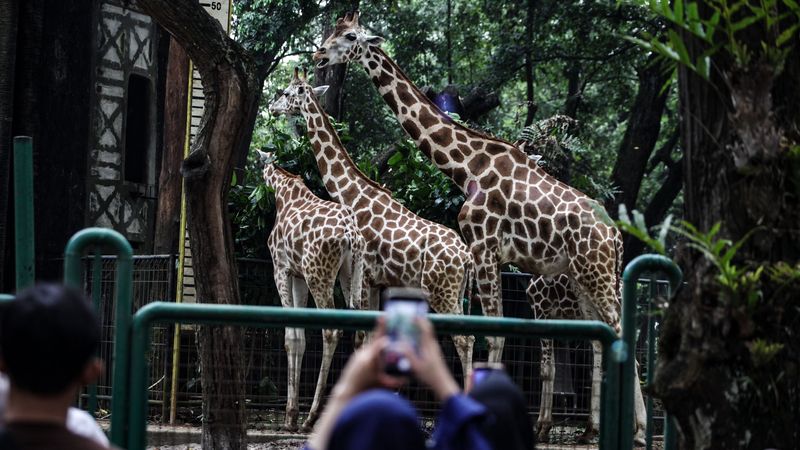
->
[381,287,428,376]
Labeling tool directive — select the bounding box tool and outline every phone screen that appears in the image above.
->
[383,295,428,375]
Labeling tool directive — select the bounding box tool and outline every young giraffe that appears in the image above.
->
[259,152,366,432]
[527,274,610,444]
[269,68,476,409]
[315,12,647,444]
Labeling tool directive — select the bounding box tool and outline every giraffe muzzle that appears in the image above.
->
[316,58,330,68]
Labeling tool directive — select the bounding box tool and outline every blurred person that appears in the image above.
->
[468,369,535,450]
[305,317,492,450]
[0,374,109,447]
[0,284,109,449]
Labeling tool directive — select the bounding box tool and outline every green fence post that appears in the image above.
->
[14,136,35,290]
[620,255,682,450]
[645,277,657,450]
[86,250,103,417]
[64,228,133,447]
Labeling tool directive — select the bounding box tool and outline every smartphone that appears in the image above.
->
[381,287,429,376]
[470,362,505,387]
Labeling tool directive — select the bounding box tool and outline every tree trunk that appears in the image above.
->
[650,17,800,449]
[136,1,262,447]
[0,0,18,291]
[607,56,672,218]
[153,38,189,254]
[605,56,675,264]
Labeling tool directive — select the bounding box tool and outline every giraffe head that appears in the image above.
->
[313,11,384,69]
[268,67,329,116]
[257,150,295,190]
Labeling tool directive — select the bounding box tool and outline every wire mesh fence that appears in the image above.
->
[79,256,670,448]
[75,254,176,420]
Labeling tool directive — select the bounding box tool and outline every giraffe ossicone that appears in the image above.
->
[261,155,366,432]
[316,12,647,445]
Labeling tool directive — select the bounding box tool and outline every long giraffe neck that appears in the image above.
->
[301,95,388,205]
[359,47,540,194]
[268,167,317,213]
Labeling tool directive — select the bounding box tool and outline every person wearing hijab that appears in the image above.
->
[468,369,535,450]
[305,318,491,450]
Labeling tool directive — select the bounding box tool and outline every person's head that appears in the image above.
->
[468,370,535,450]
[328,390,425,450]
[0,284,102,397]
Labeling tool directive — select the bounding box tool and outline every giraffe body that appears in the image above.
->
[260,154,366,432]
[315,12,646,444]
[269,69,476,429]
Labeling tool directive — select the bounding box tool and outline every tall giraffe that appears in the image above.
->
[269,68,475,407]
[259,152,366,432]
[315,12,647,444]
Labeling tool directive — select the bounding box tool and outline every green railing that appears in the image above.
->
[63,228,133,446]
[124,304,626,450]
[14,136,35,290]
[620,255,682,450]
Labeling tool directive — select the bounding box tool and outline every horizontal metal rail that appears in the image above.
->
[126,302,625,450]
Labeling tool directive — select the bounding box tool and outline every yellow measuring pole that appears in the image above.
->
[169,59,194,424]
[169,0,233,424]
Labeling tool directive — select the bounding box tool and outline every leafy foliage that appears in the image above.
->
[627,0,800,80]
[384,139,464,228]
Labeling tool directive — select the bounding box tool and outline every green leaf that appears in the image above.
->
[776,23,799,46]
[730,13,765,32]
[387,151,404,166]
[674,0,684,25]
[660,0,674,20]
[668,30,693,66]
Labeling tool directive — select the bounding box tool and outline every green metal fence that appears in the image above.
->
[123,303,626,450]
[621,255,683,450]
[63,227,133,445]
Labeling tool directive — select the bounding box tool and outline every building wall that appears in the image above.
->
[86,0,161,252]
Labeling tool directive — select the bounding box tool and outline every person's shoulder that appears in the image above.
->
[3,422,110,450]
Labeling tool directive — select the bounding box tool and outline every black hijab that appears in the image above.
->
[468,371,535,450]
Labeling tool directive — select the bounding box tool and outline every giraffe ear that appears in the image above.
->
[364,35,384,46]
[312,85,330,97]
[256,150,275,165]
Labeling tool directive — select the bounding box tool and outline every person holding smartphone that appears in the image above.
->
[304,290,491,450]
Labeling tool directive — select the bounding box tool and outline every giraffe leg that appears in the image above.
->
[527,275,573,444]
[633,360,647,446]
[577,340,603,444]
[301,266,340,432]
[472,248,504,362]
[283,275,308,432]
[355,287,380,348]
[302,327,341,432]
[423,267,474,382]
[536,338,555,443]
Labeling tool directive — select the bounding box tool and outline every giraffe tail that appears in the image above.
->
[462,257,477,315]
[348,234,366,311]
[614,229,624,303]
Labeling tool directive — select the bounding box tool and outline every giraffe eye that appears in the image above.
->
[345,32,357,41]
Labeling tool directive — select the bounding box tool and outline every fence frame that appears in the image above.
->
[125,303,627,450]
[63,228,133,445]
[620,255,682,450]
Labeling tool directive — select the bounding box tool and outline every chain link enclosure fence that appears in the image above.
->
[79,256,668,448]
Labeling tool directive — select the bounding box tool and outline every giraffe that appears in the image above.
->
[258,151,366,432]
[268,68,475,405]
[527,274,610,444]
[314,12,647,444]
